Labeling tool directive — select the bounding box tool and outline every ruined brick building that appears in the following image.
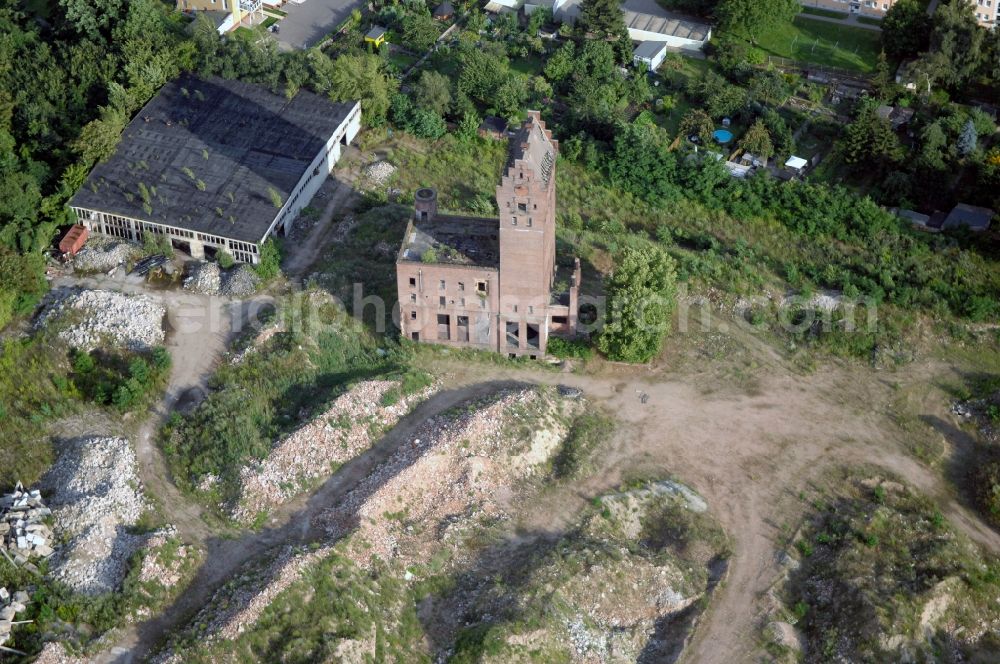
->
[395,111,581,357]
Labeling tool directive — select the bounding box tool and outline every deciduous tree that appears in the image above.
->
[598,246,678,363]
[715,0,798,44]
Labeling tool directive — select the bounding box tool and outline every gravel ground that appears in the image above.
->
[35,289,165,351]
[71,237,139,273]
[230,380,438,524]
[40,437,149,595]
[325,387,564,565]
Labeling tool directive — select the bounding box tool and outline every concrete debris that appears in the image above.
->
[183,261,221,295]
[32,641,89,664]
[184,261,261,297]
[222,264,261,298]
[161,388,570,654]
[35,289,165,352]
[363,160,396,186]
[230,380,438,524]
[323,387,568,565]
[0,586,30,652]
[40,437,149,595]
[1,483,55,568]
[71,237,139,273]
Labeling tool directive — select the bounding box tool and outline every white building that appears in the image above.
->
[69,74,361,264]
[633,40,668,70]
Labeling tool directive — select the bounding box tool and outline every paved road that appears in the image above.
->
[275,0,364,50]
[797,10,882,32]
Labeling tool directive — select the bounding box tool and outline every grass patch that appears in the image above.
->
[856,15,883,26]
[731,16,882,72]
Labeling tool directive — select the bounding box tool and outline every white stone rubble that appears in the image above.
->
[363,160,396,186]
[183,261,221,295]
[71,237,138,273]
[36,289,165,351]
[0,587,30,653]
[41,437,149,595]
[1,483,55,571]
[184,261,260,297]
[231,380,437,524]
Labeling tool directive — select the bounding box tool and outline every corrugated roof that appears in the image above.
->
[69,73,356,244]
[624,10,710,41]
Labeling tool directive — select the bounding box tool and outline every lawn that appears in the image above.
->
[742,16,883,73]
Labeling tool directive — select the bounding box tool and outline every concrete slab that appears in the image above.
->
[274,0,365,50]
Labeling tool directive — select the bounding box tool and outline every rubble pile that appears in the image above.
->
[324,387,567,564]
[33,642,88,664]
[41,437,149,595]
[1,483,54,571]
[231,380,437,524]
[71,238,137,273]
[36,289,165,351]
[221,264,261,297]
[363,160,396,186]
[0,587,30,653]
[184,262,261,297]
[183,261,221,295]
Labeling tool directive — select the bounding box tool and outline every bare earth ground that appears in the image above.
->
[84,299,999,663]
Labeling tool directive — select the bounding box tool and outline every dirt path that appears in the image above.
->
[282,171,361,280]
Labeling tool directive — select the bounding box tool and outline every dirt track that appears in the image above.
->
[70,271,998,663]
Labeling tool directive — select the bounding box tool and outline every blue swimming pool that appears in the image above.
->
[713,129,734,144]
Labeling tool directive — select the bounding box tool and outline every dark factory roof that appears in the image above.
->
[69,73,356,244]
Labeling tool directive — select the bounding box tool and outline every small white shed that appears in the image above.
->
[785,156,808,173]
[633,41,668,71]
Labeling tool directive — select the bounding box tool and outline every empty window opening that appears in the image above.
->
[438,314,451,341]
[477,281,488,293]
[410,294,416,303]
[506,322,520,348]
[411,332,419,341]
[526,323,541,350]
[409,277,416,287]
[552,315,568,325]
[457,315,469,342]
[410,311,417,320]
[439,296,446,307]
[517,203,527,212]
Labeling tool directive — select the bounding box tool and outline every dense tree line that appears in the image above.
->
[0,1,400,329]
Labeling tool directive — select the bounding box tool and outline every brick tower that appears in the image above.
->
[496,111,558,354]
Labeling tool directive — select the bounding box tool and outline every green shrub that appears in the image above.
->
[253,239,282,281]
[218,250,235,269]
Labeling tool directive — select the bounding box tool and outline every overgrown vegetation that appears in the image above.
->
[551,411,614,478]
[162,291,407,505]
[784,469,1000,661]
[0,333,173,489]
